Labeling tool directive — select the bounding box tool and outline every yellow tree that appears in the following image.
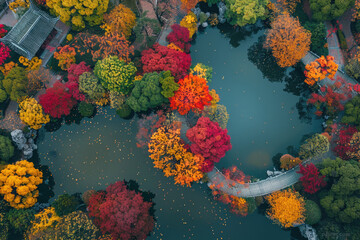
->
[102,4,136,39]
[19,97,50,130]
[27,207,61,236]
[0,160,43,209]
[148,126,204,187]
[180,12,198,38]
[264,13,311,67]
[266,189,305,228]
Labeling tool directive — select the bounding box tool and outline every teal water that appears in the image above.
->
[37,26,321,239]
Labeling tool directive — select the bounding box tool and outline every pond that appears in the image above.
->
[37,25,321,239]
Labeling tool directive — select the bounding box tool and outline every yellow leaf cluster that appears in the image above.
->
[46,0,109,29]
[191,63,207,80]
[148,126,204,187]
[101,4,136,39]
[9,0,29,12]
[167,43,183,52]
[265,189,305,228]
[0,160,43,209]
[19,56,42,71]
[19,98,50,130]
[28,207,60,234]
[94,92,109,106]
[180,12,198,38]
[0,62,18,76]
[66,34,73,41]
[133,75,143,82]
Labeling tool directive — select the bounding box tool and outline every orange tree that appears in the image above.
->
[264,13,311,68]
[304,55,338,86]
[72,32,134,63]
[148,126,204,187]
[169,74,212,115]
[53,45,76,70]
[102,4,136,39]
[265,189,305,228]
[0,160,43,209]
[280,154,302,170]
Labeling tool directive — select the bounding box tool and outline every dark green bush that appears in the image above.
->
[7,209,35,233]
[305,200,322,225]
[0,135,14,162]
[52,194,80,217]
[337,30,348,50]
[303,22,328,56]
[78,102,95,117]
[356,20,360,33]
[116,103,134,119]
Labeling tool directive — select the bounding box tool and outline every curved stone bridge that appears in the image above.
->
[207,152,330,198]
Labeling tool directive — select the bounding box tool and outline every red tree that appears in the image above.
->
[186,117,232,172]
[297,163,326,194]
[169,74,212,115]
[333,126,358,159]
[166,24,191,53]
[39,81,77,118]
[0,42,10,66]
[88,181,155,240]
[0,24,8,38]
[141,43,191,80]
[65,62,91,101]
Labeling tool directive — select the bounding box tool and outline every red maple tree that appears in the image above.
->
[169,74,212,115]
[186,117,232,172]
[88,181,155,240]
[39,81,77,118]
[141,43,191,80]
[65,62,91,101]
[333,126,358,160]
[0,42,10,66]
[297,163,326,194]
[166,24,191,53]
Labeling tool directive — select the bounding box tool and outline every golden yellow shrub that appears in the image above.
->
[19,97,50,130]
[0,160,43,209]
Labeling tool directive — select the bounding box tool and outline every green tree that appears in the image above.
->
[309,0,354,21]
[7,208,35,233]
[224,0,268,26]
[127,72,168,112]
[319,158,360,223]
[0,135,14,162]
[0,212,8,240]
[78,72,105,101]
[116,103,134,119]
[201,104,229,129]
[299,134,329,159]
[94,56,137,94]
[303,22,328,56]
[2,66,28,102]
[305,200,322,225]
[52,194,80,217]
[0,74,8,103]
[342,95,360,128]
[159,71,178,98]
[78,102,94,117]
[134,11,161,50]
[345,58,360,80]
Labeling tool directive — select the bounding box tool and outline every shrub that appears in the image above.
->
[7,208,35,233]
[116,103,134,119]
[299,134,329,159]
[2,66,28,102]
[0,135,14,162]
[78,102,94,117]
[304,200,321,225]
[52,194,80,217]
[337,30,348,50]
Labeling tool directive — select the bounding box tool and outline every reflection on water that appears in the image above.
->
[36,26,321,239]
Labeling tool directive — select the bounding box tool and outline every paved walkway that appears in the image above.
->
[325,21,346,70]
[339,8,358,57]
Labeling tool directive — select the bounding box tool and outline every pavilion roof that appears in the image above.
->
[0,1,58,59]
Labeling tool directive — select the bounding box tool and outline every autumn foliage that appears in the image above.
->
[169,74,212,115]
[304,55,338,86]
[0,24,7,38]
[88,181,154,240]
[19,97,50,130]
[186,117,232,172]
[72,32,134,62]
[102,4,136,39]
[280,154,302,170]
[333,126,358,160]
[39,81,77,118]
[166,24,191,53]
[180,0,200,12]
[297,163,326,194]
[53,45,76,70]
[141,43,192,80]
[266,189,305,228]
[0,160,43,209]
[65,62,92,101]
[0,42,10,66]
[148,126,204,186]
[264,13,311,67]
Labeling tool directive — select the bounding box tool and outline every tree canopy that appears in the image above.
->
[310,0,354,21]
[224,0,268,26]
